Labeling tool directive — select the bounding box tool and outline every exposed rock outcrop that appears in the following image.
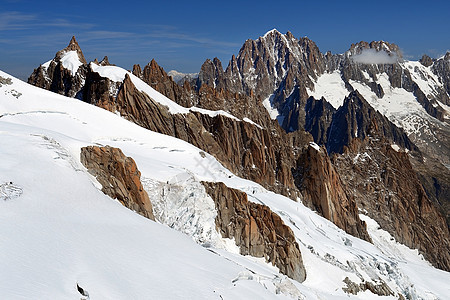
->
[342,277,394,297]
[80,145,155,220]
[28,36,450,273]
[201,181,306,283]
[28,36,88,99]
[431,52,450,105]
[304,96,336,146]
[293,143,371,241]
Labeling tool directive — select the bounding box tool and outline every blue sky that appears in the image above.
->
[1,0,449,80]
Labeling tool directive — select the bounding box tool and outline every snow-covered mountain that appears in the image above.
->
[167,69,199,84]
[2,66,450,299]
[191,30,450,241]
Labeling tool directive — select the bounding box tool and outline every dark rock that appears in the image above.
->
[342,277,393,297]
[28,36,88,99]
[304,96,336,146]
[326,91,416,154]
[419,54,433,67]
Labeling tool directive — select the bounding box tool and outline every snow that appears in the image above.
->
[390,144,400,152]
[60,51,83,76]
[1,70,449,299]
[307,71,349,109]
[0,71,296,299]
[402,61,443,97]
[309,142,321,151]
[263,28,280,39]
[243,117,263,129]
[349,73,437,137]
[262,94,279,120]
[437,100,450,119]
[189,106,239,121]
[41,59,52,70]
[167,70,198,83]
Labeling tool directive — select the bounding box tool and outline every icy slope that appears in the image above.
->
[1,71,449,299]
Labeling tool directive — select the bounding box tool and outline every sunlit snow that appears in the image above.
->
[60,51,83,76]
[307,71,349,109]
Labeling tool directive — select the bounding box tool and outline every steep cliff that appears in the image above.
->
[202,181,306,283]
[80,145,155,220]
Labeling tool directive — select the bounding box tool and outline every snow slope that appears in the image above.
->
[1,70,449,299]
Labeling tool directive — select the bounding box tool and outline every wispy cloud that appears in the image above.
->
[0,11,36,30]
[351,48,398,64]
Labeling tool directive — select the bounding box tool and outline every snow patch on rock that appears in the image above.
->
[307,70,349,109]
[60,51,82,76]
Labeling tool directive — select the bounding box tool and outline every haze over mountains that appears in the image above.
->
[1,29,449,299]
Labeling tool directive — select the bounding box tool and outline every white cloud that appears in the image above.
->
[351,48,398,64]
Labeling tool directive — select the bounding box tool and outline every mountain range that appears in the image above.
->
[1,29,449,299]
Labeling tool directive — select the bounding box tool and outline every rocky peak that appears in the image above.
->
[80,145,155,220]
[419,54,433,67]
[197,57,225,90]
[132,64,142,78]
[99,56,112,66]
[55,36,87,65]
[348,40,402,59]
[131,59,196,108]
[27,36,89,98]
[431,52,450,102]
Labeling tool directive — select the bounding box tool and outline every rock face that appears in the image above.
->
[342,277,394,297]
[431,52,450,105]
[132,59,195,108]
[201,181,306,283]
[304,90,450,270]
[293,143,371,241]
[332,129,450,271]
[196,30,325,132]
[80,145,155,220]
[28,36,88,99]
[304,96,335,146]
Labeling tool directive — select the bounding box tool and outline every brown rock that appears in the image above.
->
[293,143,371,242]
[80,145,155,220]
[202,181,306,283]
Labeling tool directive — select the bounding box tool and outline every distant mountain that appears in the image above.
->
[167,69,198,84]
